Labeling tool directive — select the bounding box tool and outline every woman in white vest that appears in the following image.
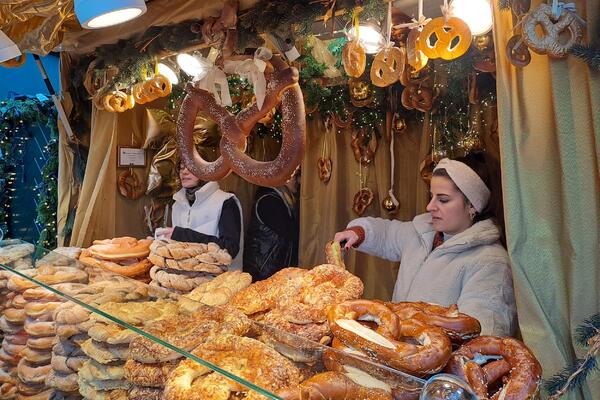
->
[159,163,244,271]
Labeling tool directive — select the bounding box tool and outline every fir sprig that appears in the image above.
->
[570,45,600,71]
[545,313,600,399]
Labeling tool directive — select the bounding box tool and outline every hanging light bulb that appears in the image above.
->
[176,54,207,78]
[346,19,385,54]
[449,0,493,36]
[157,62,179,85]
[74,0,147,29]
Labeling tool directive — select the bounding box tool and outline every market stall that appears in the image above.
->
[0,0,598,398]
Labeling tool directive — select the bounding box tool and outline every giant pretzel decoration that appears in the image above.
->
[0,54,26,68]
[446,336,542,400]
[176,57,305,187]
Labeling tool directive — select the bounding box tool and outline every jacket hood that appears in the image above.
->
[412,213,501,254]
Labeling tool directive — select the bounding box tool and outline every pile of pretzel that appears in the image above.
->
[147,240,232,295]
[79,237,153,279]
[93,74,172,113]
[276,298,542,400]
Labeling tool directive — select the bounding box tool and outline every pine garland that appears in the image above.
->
[0,97,58,249]
[545,313,600,399]
[570,45,600,71]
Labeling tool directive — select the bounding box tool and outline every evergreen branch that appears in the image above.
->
[498,0,512,10]
[545,339,600,399]
[576,313,600,346]
[570,45,600,71]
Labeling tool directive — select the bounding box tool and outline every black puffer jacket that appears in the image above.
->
[243,187,299,281]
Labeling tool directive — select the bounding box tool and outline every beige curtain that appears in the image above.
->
[493,0,600,396]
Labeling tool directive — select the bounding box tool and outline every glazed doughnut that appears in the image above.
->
[278,371,392,400]
[17,359,52,385]
[318,156,332,183]
[353,188,373,216]
[387,302,481,342]
[24,318,56,337]
[26,336,56,351]
[445,336,542,400]
[87,238,152,260]
[329,300,452,375]
[178,57,305,187]
[342,40,367,78]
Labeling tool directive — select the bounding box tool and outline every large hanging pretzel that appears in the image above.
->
[176,57,305,186]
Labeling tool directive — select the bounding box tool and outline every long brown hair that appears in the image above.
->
[432,152,506,247]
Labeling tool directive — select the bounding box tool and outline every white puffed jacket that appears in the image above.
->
[348,213,517,337]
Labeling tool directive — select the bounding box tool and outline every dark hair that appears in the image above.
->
[432,152,506,247]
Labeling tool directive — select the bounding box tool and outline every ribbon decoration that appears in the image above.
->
[393,0,431,30]
[387,113,400,210]
[550,0,586,25]
[224,47,273,110]
[194,55,232,106]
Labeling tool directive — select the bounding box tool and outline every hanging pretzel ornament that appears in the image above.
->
[370,47,405,87]
[522,3,582,58]
[506,35,532,68]
[406,28,429,72]
[118,169,145,200]
[353,188,373,216]
[177,56,305,187]
[401,84,433,112]
[418,17,472,60]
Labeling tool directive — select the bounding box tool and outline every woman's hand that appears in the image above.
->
[334,229,359,250]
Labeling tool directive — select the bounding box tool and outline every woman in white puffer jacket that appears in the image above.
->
[334,153,516,337]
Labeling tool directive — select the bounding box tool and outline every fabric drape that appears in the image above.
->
[493,0,600,396]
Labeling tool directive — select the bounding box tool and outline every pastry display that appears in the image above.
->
[79,237,153,278]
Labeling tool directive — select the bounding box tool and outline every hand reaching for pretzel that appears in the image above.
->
[333,229,360,250]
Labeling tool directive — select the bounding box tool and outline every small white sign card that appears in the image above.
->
[118,147,146,167]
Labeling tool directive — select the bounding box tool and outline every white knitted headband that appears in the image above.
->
[433,158,491,212]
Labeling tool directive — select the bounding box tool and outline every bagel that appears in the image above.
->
[0,348,20,365]
[0,316,23,334]
[2,341,26,357]
[11,294,28,309]
[4,332,28,346]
